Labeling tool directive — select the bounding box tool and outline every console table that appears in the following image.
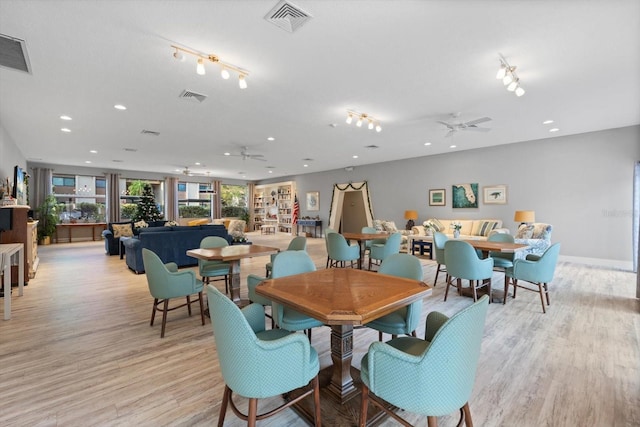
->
[55,222,107,243]
[297,219,322,238]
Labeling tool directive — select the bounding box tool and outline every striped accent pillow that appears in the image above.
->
[477,220,499,236]
[430,218,444,232]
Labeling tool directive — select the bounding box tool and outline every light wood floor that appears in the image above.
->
[1,232,639,426]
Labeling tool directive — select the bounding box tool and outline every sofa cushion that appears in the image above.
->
[428,218,445,232]
[531,223,552,240]
[112,223,133,238]
[473,220,501,236]
[134,220,148,229]
[515,224,534,239]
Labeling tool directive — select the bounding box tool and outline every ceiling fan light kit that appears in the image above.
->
[497,53,525,97]
[437,114,492,137]
[171,45,249,89]
[345,110,382,132]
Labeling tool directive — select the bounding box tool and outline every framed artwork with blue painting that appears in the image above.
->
[452,183,478,208]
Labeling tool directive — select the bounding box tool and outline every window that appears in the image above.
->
[52,174,106,222]
[178,181,212,218]
[221,184,248,218]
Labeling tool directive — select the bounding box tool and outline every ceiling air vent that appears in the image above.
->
[264,1,312,33]
[0,33,32,73]
[365,145,379,150]
[141,129,160,136]
[178,89,207,103]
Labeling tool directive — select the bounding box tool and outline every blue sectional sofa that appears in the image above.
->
[102,220,167,256]
[121,224,232,273]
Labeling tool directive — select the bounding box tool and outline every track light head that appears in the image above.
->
[507,80,519,91]
[496,63,506,79]
[238,74,247,89]
[368,120,374,130]
[173,49,186,62]
[221,67,230,80]
[515,86,525,97]
[375,123,382,132]
[346,113,353,124]
[356,117,363,127]
[196,58,205,75]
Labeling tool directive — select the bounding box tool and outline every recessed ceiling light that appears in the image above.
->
[549,128,560,132]
[303,164,308,167]
[85,160,91,164]
[268,170,273,173]
[60,115,72,121]
[352,155,358,159]
[543,120,554,124]
[424,142,432,146]
[89,150,97,154]
[450,145,457,148]
[114,104,127,110]
[195,162,201,166]
[267,137,275,141]
[224,152,231,156]
[61,128,71,132]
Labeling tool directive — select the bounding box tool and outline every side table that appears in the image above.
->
[409,235,433,259]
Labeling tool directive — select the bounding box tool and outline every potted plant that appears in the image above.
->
[37,194,59,244]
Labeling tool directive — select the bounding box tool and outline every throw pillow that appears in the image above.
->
[430,218,444,232]
[165,220,179,226]
[112,223,133,238]
[372,219,385,232]
[515,224,534,239]
[476,220,499,236]
[134,220,148,229]
[532,223,551,240]
[382,221,398,233]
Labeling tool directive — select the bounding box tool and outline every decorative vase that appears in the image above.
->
[453,230,460,239]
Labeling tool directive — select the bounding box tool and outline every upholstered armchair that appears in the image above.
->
[514,223,552,259]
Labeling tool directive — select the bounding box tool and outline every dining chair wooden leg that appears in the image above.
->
[462,402,474,426]
[198,291,205,325]
[359,384,370,427]
[150,298,158,326]
[312,376,322,426]
[538,283,547,313]
[512,279,518,298]
[247,398,258,427]
[427,416,438,427]
[160,299,169,338]
[217,385,231,427]
[503,276,509,305]
[378,331,383,341]
[471,280,478,302]
[186,295,192,316]
[444,276,452,301]
[545,283,550,305]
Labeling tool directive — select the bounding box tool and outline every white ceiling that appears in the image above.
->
[1,0,639,181]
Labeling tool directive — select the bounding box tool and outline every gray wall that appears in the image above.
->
[276,126,640,269]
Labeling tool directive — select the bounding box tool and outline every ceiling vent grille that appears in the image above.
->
[179,90,207,103]
[264,1,312,33]
[0,33,31,73]
[141,129,160,136]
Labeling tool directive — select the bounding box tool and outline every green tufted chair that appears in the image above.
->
[504,242,561,313]
[197,236,231,294]
[365,253,425,341]
[142,248,204,338]
[444,240,493,303]
[359,295,490,427]
[368,232,402,271]
[270,251,325,340]
[207,285,321,426]
[265,235,307,277]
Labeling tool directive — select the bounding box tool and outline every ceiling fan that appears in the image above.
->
[180,166,211,177]
[437,114,492,137]
[225,146,267,161]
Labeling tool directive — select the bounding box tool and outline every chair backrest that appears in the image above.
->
[327,232,357,261]
[362,226,377,248]
[444,240,493,280]
[142,248,183,299]
[286,235,307,251]
[271,251,316,278]
[374,232,402,259]
[379,253,423,281]
[515,242,561,283]
[200,235,229,249]
[488,232,515,259]
[433,231,448,264]
[412,295,489,414]
[324,227,337,251]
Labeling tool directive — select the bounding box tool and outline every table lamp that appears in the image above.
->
[514,210,535,226]
[404,210,418,230]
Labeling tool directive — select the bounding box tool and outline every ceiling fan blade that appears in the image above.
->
[252,156,267,161]
[436,120,455,129]
[464,126,491,132]
[463,117,492,126]
[445,129,456,138]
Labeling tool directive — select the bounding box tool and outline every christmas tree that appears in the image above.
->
[134,184,163,222]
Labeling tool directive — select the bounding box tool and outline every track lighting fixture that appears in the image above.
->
[496,54,525,97]
[171,45,249,89]
[345,110,382,132]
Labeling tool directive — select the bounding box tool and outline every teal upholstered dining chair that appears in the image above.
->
[207,285,321,426]
[444,240,493,303]
[361,226,385,256]
[324,227,337,268]
[327,232,360,268]
[504,242,561,313]
[368,232,402,271]
[142,248,204,338]
[487,232,515,270]
[432,231,449,287]
[365,253,425,341]
[197,236,231,294]
[265,235,307,277]
[359,295,490,427]
[270,251,325,340]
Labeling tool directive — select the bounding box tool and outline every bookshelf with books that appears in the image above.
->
[252,181,295,234]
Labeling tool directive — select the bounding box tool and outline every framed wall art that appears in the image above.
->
[452,183,478,208]
[429,189,446,206]
[306,191,319,211]
[483,185,507,204]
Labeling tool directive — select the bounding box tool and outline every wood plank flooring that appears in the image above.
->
[1,232,639,426]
